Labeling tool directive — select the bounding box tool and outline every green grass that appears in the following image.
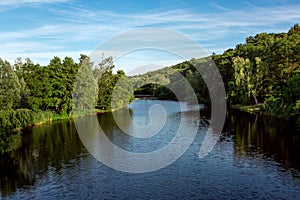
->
[231,104,263,114]
[231,104,300,119]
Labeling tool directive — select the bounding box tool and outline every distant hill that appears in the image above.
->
[130,24,300,117]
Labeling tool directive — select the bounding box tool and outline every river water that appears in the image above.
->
[1,100,300,199]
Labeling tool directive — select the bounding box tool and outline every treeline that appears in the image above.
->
[0,55,133,136]
[132,24,300,116]
[214,24,300,115]
[1,24,300,138]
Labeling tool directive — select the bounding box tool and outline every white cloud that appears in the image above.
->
[209,2,231,11]
[1,2,299,71]
[51,4,300,27]
[0,0,70,6]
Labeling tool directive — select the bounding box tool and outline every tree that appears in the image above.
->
[231,56,264,104]
[13,58,30,108]
[72,55,97,111]
[47,56,68,113]
[288,23,300,35]
[20,58,43,111]
[283,74,300,105]
[0,59,21,110]
[111,70,134,110]
[95,56,116,110]
[62,57,79,115]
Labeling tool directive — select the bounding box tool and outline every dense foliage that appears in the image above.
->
[1,24,300,151]
[0,55,133,140]
[215,24,300,116]
[131,24,300,116]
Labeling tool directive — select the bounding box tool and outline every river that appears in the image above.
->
[1,100,300,199]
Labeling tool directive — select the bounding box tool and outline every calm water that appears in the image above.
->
[1,100,300,199]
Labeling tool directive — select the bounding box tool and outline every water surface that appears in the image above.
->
[1,100,300,199]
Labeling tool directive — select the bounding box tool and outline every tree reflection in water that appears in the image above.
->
[1,103,300,198]
[227,110,300,172]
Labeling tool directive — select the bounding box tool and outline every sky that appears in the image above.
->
[0,0,299,74]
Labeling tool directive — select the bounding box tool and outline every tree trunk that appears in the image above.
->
[254,95,258,105]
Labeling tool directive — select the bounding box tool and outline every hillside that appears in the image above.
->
[131,24,300,117]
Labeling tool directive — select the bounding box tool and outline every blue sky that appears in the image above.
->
[0,0,299,73]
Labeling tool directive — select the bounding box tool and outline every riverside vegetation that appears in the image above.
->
[1,24,300,152]
[0,55,133,152]
[132,24,300,118]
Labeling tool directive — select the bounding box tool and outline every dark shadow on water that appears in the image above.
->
[0,119,84,196]
[0,100,300,199]
[226,109,300,172]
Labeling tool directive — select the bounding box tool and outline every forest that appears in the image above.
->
[1,24,300,146]
[132,24,300,118]
[0,54,133,147]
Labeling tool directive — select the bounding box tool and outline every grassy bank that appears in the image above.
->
[230,104,262,114]
[0,109,103,153]
[230,104,300,119]
[0,109,70,132]
[0,108,112,133]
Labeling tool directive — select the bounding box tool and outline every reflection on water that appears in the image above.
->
[0,120,84,197]
[226,110,300,172]
[0,132,22,153]
[0,100,300,199]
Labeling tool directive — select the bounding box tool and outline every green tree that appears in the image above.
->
[231,56,264,104]
[111,70,134,110]
[0,59,21,110]
[95,56,116,110]
[73,55,97,111]
[62,57,79,115]
[283,74,300,107]
[47,56,68,113]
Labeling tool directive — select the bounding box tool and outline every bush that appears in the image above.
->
[0,109,70,133]
[294,100,300,115]
[0,109,34,131]
[263,97,283,114]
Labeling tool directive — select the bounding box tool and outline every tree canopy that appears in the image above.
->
[131,24,300,116]
[0,55,133,137]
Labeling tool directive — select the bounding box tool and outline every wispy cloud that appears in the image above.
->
[209,2,231,11]
[56,3,300,24]
[48,3,300,40]
[0,0,70,6]
[0,1,299,68]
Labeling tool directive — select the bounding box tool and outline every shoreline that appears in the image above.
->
[15,109,115,131]
[1,109,115,153]
[230,104,295,119]
[10,101,299,132]
[26,107,130,127]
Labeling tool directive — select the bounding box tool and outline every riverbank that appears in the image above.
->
[30,109,116,127]
[1,108,115,134]
[3,99,300,199]
[0,108,113,153]
[230,104,299,119]
[230,104,262,114]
